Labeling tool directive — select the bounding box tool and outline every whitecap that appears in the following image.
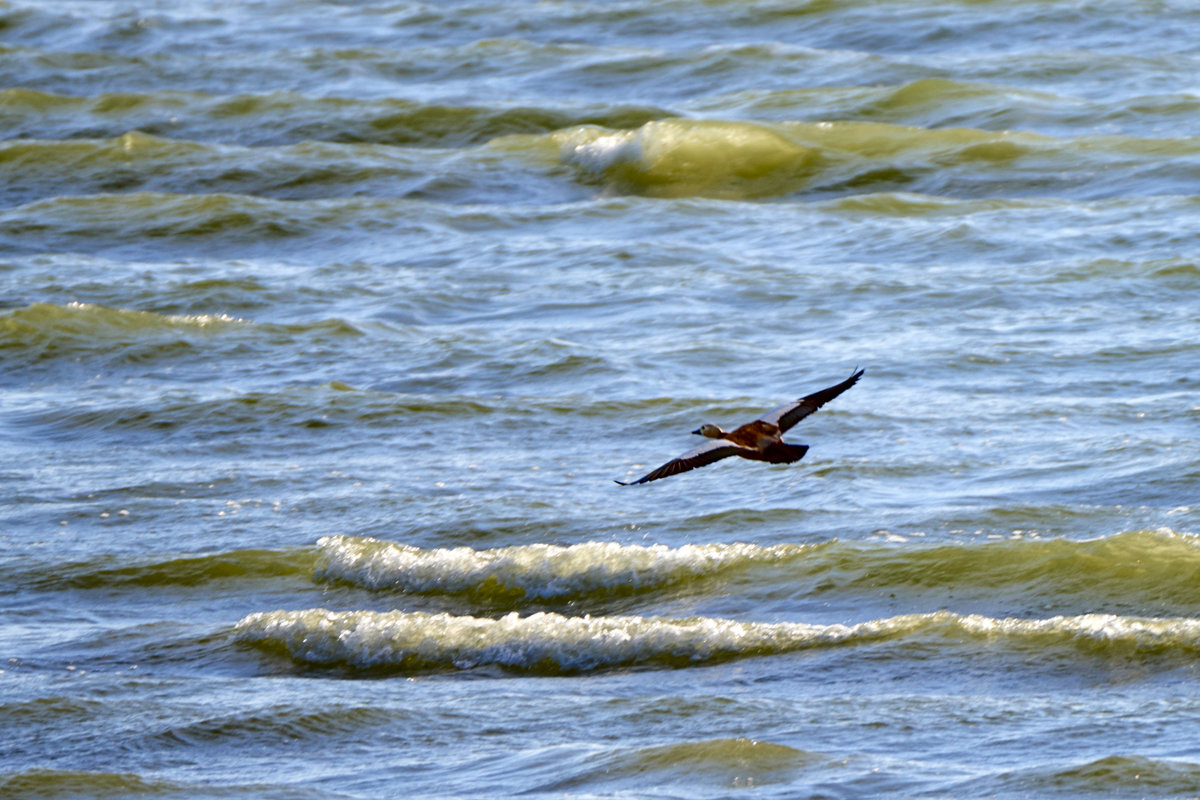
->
[314,535,811,598]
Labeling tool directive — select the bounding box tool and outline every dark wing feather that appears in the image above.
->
[616,440,751,485]
[759,368,864,433]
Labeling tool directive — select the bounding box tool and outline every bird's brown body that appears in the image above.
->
[616,369,863,485]
[710,420,807,461]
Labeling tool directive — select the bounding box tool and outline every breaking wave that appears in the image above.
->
[313,529,1200,614]
[314,535,814,601]
[555,119,821,198]
[233,608,1200,674]
[546,117,1200,199]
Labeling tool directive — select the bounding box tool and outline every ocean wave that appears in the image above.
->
[1,300,242,338]
[539,737,820,792]
[0,769,179,798]
[0,301,237,373]
[10,383,416,439]
[845,528,1194,614]
[546,118,1200,200]
[233,608,872,673]
[150,704,399,749]
[314,535,814,601]
[0,190,598,257]
[0,87,674,148]
[10,379,684,439]
[0,301,361,371]
[555,119,821,199]
[13,530,1197,611]
[313,530,1200,614]
[233,608,1200,674]
[620,737,815,776]
[970,754,1200,797]
[698,77,1200,138]
[0,132,441,205]
[0,191,353,246]
[0,128,593,206]
[811,529,1200,614]
[0,767,330,799]
[6,547,314,592]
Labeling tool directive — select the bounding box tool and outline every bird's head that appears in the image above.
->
[692,423,724,438]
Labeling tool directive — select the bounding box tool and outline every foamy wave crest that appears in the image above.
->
[233,609,871,672]
[234,609,1200,673]
[314,535,811,600]
[956,613,1200,654]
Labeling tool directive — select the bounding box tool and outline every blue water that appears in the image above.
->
[3,1,1200,797]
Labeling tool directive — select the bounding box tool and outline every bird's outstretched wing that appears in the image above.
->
[758,368,864,433]
[615,439,753,485]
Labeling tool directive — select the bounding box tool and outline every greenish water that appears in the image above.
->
[2,1,1199,797]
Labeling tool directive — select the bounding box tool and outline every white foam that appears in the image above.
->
[561,128,642,176]
[234,609,1200,672]
[314,536,810,598]
[233,608,866,671]
[956,612,1200,650]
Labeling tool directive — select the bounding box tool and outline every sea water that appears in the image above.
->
[3,1,1200,797]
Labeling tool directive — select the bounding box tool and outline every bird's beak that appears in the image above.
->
[691,428,703,435]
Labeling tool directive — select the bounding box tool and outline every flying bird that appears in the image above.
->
[616,369,863,485]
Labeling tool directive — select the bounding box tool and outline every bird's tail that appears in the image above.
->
[766,443,809,464]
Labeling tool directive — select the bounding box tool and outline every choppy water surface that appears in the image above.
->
[3,1,1199,797]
